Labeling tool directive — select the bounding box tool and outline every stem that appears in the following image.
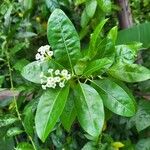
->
[5,49,37,150]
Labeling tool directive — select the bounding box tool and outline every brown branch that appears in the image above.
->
[115,0,133,29]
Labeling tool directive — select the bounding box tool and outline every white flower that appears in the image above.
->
[42,85,47,90]
[54,70,60,75]
[47,51,53,57]
[61,69,68,76]
[47,77,53,82]
[51,83,56,88]
[59,82,65,88]
[48,69,53,73]
[66,74,71,80]
[35,53,41,60]
[54,76,61,82]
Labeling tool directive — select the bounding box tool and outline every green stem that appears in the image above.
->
[5,49,37,150]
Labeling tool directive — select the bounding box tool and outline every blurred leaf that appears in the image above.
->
[6,127,23,137]
[74,83,104,140]
[45,0,59,12]
[15,142,34,150]
[136,138,150,150]
[109,63,150,82]
[0,137,14,150]
[92,78,136,117]
[23,0,33,10]
[47,9,81,72]
[0,115,18,128]
[97,0,111,12]
[14,59,29,72]
[0,76,4,87]
[82,142,97,150]
[117,22,150,48]
[107,26,118,44]
[35,85,69,142]
[16,32,37,38]
[135,100,150,131]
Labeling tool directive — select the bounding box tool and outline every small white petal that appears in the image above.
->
[35,53,41,60]
[48,69,53,73]
[54,76,61,82]
[52,83,56,88]
[55,70,60,75]
[66,74,71,80]
[47,51,53,57]
[59,82,65,88]
[61,69,68,76]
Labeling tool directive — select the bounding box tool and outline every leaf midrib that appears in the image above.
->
[42,89,62,139]
[57,17,73,73]
[92,81,134,115]
[79,83,96,132]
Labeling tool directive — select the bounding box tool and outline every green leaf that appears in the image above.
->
[47,9,81,72]
[45,0,59,12]
[35,85,69,142]
[15,142,34,150]
[91,78,136,117]
[136,138,150,150]
[74,83,104,140]
[97,0,111,12]
[86,0,97,18]
[23,0,33,10]
[135,100,150,132]
[82,142,97,150]
[107,26,118,44]
[115,43,142,64]
[0,115,18,128]
[117,22,150,48]
[61,90,76,132]
[109,63,150,82]
[0,76,4,87]
[88,19,108,58]
[81,0,97,28]
[6,127,23,137]
[83,58,112,76]
[21,60,62,84]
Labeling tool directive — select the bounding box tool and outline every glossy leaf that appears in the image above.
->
[109,63,150,82]
[61,90,76,132]
[88,19,108,58]
[47,9,81,72]
[35,85,69,142]
[74,83,104,139]
[135,100,150,131]
[117,22,150,48]
[83,58,112,76]
[21,60,62,84]
[91,79,136,117]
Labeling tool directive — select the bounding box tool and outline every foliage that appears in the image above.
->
[0,0,150,150]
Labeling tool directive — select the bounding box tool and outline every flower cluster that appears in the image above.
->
[35,45,53,61]
[40,69,71,89]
